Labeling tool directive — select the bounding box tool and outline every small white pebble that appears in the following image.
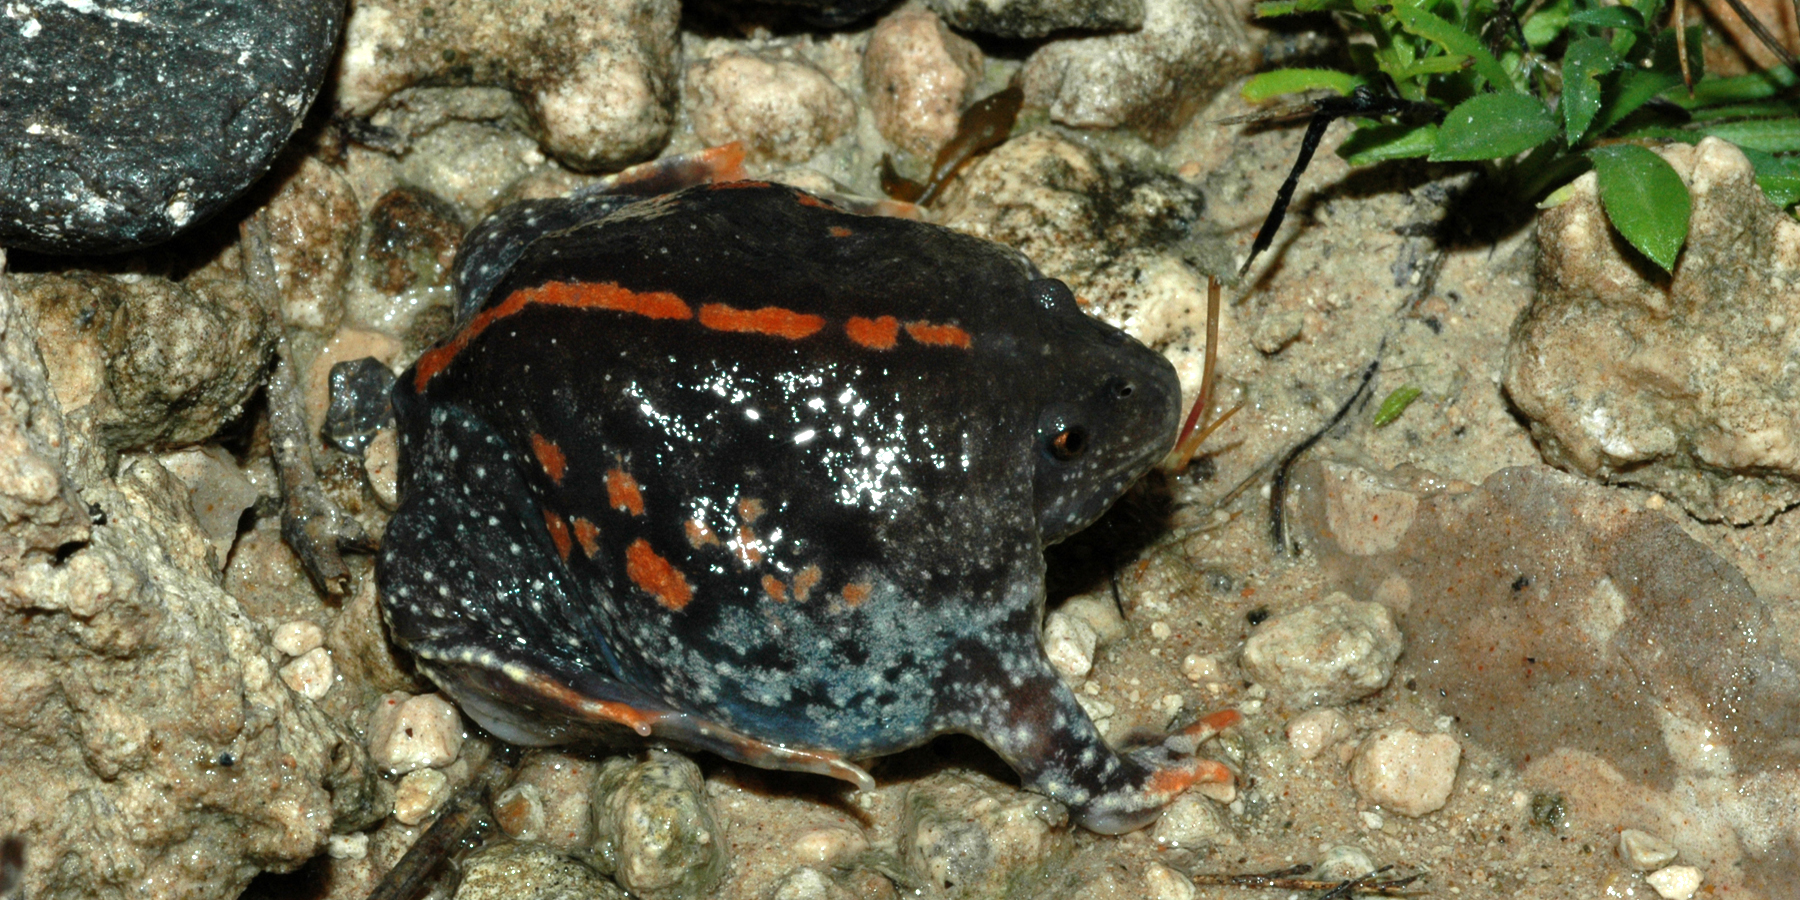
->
[1043,611,1098,682]
[1619,828,1679,870]
[272,621,324,657]
[1350,727,1461,816]
[1286,708,1352,760]
[1316,845,1377,881]
[1181,653,1222,682]
[365,428,400,509]
[369,692,465,773]
[1160,693,1185,717]
[392,767,451,825]
[1144,861,1196,900]
[1075,694,1116,738]
[326,832,369,859]
[278,647,334,700]
[791,826,866,866]
[492,783,546,841]
[1152,795,1233,850]
[1645,865,1702,900]
[1361,810,1385,830]
[1150,621,1172,640]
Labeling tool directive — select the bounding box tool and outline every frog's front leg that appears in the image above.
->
[939,635,1238,834]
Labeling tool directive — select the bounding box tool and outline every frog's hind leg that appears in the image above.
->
[943,637,1239,834]
[378,400,872,789]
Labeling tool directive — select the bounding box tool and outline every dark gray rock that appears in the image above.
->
[0,0,343,254]
[925,0,1143,38]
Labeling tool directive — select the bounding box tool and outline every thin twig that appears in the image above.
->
[1269,355,1381,554]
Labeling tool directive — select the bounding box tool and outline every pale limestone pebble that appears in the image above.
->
[790,825,867,867]
[368,691,466,774]
[279,647,336,700]
[1645,865,1703,900]
[1250,306,1305,355]
[1150,620,1172,640]
[336,0,678,170]
[899,770,1071,898]
[1319,461,1418,556]
[769,866,854,900]
[1150,794,1234,850]
[1240,593,1402,708]
[455,838,628,900]
[1075,692,1117,738]
[1043,609,1098,682]
[1315,845,1376,881]
[365,427,401,509]
[157,446,258,571]
[273,620,326,657]
[1019,0,1252,137]
[1507,137,1800,523]
[392,766,451,826]
[863,2,984,159]
[1619,828,1679,870]
[259,155,361,334]
[1055,591,1127,646]
[1371,574,1413,614]
[1348,728,1461,817]
[590,752,727,900]
[327,832,371,860]
[499,750,602,852]
[685,51,856,164]
[926,0,1145,37]
[1143,861,1196,900]
[1285,708,1352,760]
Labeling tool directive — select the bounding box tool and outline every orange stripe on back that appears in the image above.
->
[572,517,601,557]
[626,538,692,610]
[699,303,825,340]
[845,315,899,350]
[413,281,693,390]
[531,434,567,485]
[904,320,972,349]
[762,575,787,602]
[544,509,573,562]
[606,469,645,515]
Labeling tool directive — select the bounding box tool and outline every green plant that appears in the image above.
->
[1246,0,1800,272]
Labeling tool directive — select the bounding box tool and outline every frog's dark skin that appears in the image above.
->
[377,180,1235,833]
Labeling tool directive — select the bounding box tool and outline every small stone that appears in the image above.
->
[393,767,451,826]
[1019,0,1252,137]
[900,771,1071,898]
[1315,845,1376,881]
[493,782,546,842]
[1151,795,1232,851]
[1251,308,1305,355]
[1181,653,1222,683]
[365,428,402,510]
[456,839,628,900]
[1286,708,1352,760]
[1619,829,1679,870]
[1150,621,1172,640]
[1645,865,1702,900]
[273,621,325,658]
[863,2,984,159]
[685,51,855,164]
[1143,861,1196,900]
[1240,593,1403,707]
[1043,610,1098,682]
[1320,462,1419,556]
[926,0,1144,37]
[1055,592,1127,646]
[769,866,853,900]
[791,826,867,867]
[279,647,335,701]
[368,692,465,774]
[1349,728,1461,817]
[590,752,727,900]
[326,832,370,860]
[506,750,602,852]
[158,446,259,571]
[1075,693,1116,738]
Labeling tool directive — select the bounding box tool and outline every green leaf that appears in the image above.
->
[1588,144,1691,271]
[1667,66,1798,108]
[1243,69,1364,101]
[1567,6,1643,30]
[1589,67,1683,135]
[1373,386,1424,427]
[1702,119,1800,153]
[1563,38,1620,145]
[1340,123,1442,164]
[1739,148,1800,207]
[1522,0,1571,48]
[1431,92,1558,160]
[1389,0,1516,92]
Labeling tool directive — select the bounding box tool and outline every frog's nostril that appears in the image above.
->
[1116,381,1135,399]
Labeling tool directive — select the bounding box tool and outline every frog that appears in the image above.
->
[376,176,1237,833]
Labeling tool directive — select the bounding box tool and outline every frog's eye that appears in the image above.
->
[1047,425,1088,461]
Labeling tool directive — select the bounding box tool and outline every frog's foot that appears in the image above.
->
[1070,709,1242,834]
[420,653,873,791]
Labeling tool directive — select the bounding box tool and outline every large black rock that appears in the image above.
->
[0,0,343,254]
